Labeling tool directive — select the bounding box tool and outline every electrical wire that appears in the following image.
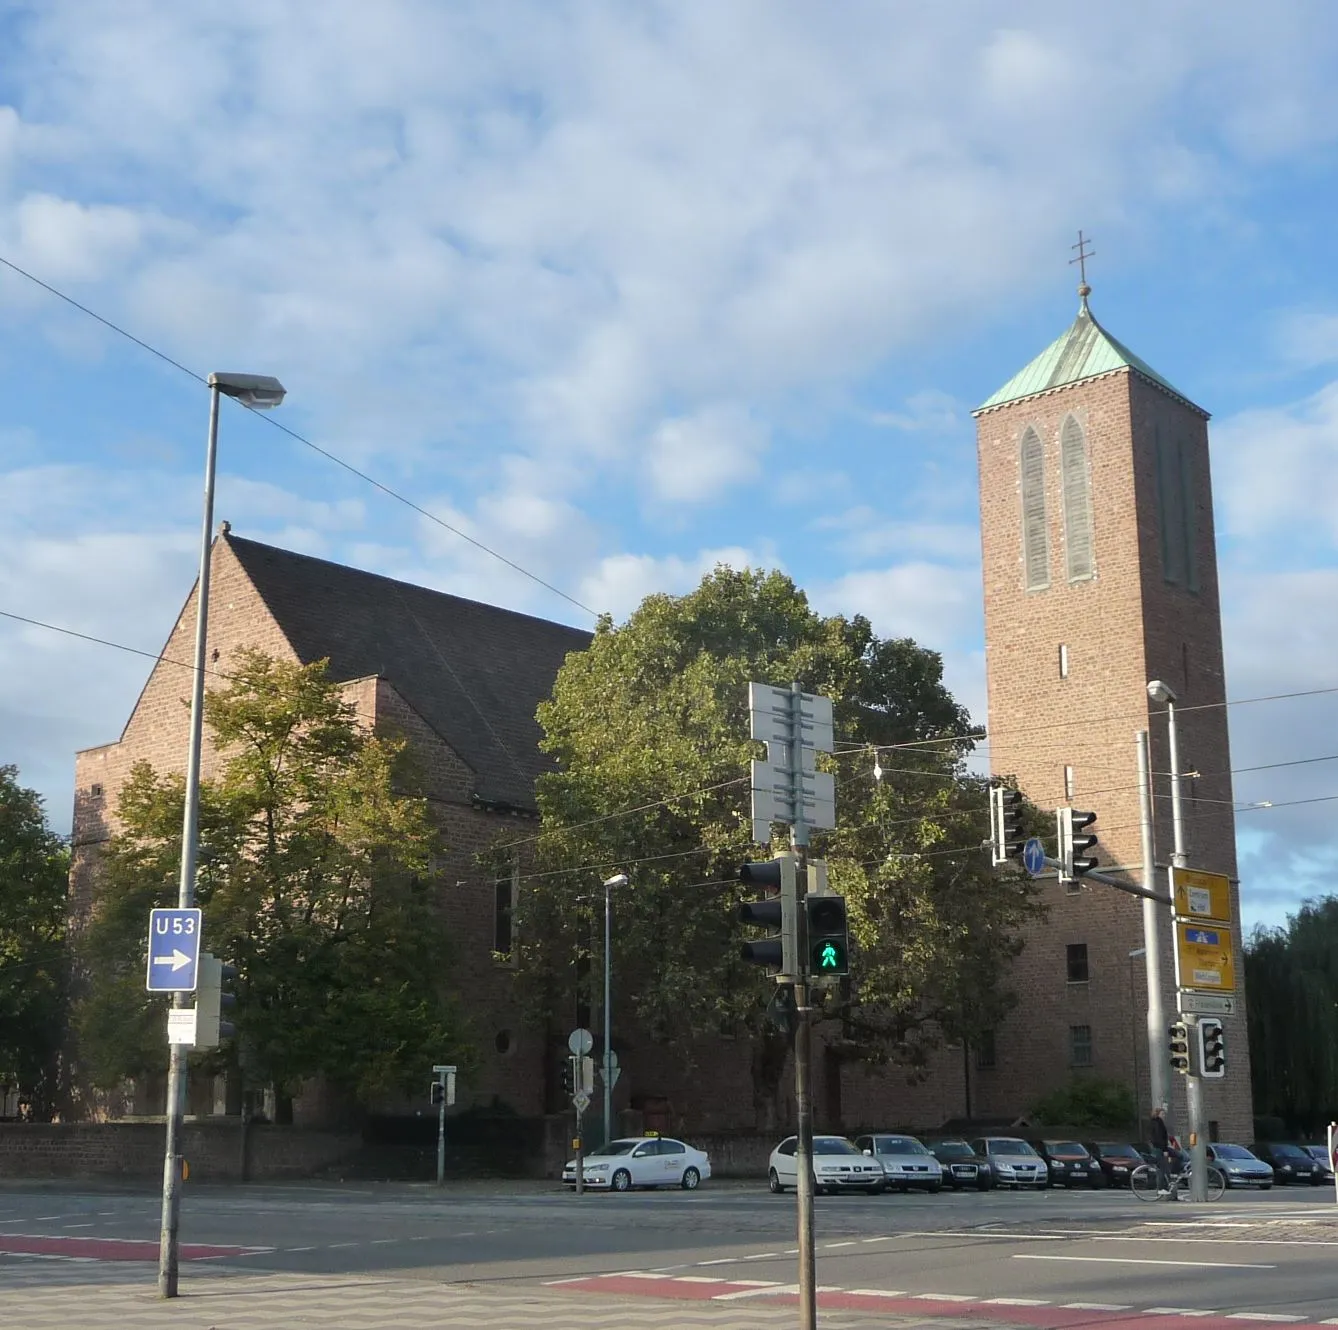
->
[0,253,598,620]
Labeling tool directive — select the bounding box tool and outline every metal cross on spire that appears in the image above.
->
[1070,229,1095,297]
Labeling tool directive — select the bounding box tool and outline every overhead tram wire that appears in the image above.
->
[0,253,599,621]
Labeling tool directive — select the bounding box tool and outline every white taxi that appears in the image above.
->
[768,1134,885,1194]
[562,1135,712,1191]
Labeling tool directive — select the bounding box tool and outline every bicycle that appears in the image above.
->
[1131,1156,1226,1202]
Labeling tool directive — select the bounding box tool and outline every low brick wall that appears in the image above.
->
[0,1122,360,1182]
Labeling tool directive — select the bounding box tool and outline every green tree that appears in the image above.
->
[1030,1076,1136,1129]
[513,568,1043,1124]
[1246,900,1338,1132]
[75,650,469,1115]
[0,766,70,1119]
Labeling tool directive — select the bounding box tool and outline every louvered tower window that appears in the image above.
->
[1060,415,1094,581]
[1019,426,1049,590]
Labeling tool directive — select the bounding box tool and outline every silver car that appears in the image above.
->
[853,1133,944,1193]
[971,1136,1048,1188]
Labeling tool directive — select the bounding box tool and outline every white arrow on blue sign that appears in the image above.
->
[1022,837,1047,877]
[145,908,203,993]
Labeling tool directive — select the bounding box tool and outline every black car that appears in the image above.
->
[927,1138,992,1190]
[1084,1141,1145,1187]
[1302,1145,1336,1183]
[1030,1139,1102,1188]
[1250,1142,1324,1185]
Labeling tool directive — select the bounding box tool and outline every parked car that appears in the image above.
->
[561,1136,712,1191]
[1084,1142,1146,1187]
[769,1135,885,1195]
[853,1133,943,1193]
[1030,1139,1102,1188]
[928,1138,993,1190]
[1206,1143,1273,1189]
[1302,1144,1336,1182]
[1250,1142,1325,1185]
[969,1136,1048,1189]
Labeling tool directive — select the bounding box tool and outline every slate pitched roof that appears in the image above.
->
[975,293,1207,418]
[225,533,592,811]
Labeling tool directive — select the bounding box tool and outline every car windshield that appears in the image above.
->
[1213,1145,1255,1160]
[875,1137,929,1156]
[933,1142,973,1159]
[1304,1146,1329,1159]
[989,1140,1037,1156]
[1269,1144,1307,1159]
[813,1138,860,1156]
[1045,1141,1088,1155]
[1094,1144,1140,1159]
[587,1139,641,1157]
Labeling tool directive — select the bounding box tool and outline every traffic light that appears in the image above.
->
[1057,807,1098,881]
[1169,1020,1191,1075]
[806,894,850,979]
[737,855,799,977]
[990,785,1025,865]
[1197,1019,1226,1079]
[560,1055,576,1097]
[195,952,237,1051]
[431,1081,446,1106]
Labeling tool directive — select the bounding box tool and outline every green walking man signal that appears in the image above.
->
[806,894,849,978]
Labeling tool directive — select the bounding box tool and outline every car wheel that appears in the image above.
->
[681,1167,700,1191]
[1260,1183,1272,1191]
[927,1182,942,1194]
[611,1169,632,1193]
[768,1168,785,1194]
[1090,1174,1105,1189]
[864,1183,884,1195]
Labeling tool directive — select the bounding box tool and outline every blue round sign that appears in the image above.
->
[1022,837,1046,877]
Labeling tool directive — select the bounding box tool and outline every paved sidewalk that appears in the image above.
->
[0,1266,985,1330]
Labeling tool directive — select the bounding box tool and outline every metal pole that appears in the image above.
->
[1164,700,1207,1202]
[436,1079,447,1186]
[159,382,221,1298]
[1136,731,1168,1117]
[603,877,612,1148]
[575,1102,585,1197]
[789,683,816,1330]
[1128,948,1143,1133]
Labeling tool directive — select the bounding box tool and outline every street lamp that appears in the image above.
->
[1147,677,1208,1201]
[601,872,629,1147]
[1128,947,1146,1130]
[159,371,285,1299]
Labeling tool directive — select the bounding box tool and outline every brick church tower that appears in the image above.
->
[971,276,1254,1139]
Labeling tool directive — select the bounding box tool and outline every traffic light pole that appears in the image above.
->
[792,845,817,1330]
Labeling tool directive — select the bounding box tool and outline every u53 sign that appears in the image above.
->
[145,908,202,993]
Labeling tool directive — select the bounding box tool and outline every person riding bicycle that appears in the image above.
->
[1149,1105,1180,1198]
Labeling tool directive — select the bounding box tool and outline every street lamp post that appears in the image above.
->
[1136,730,1168,1117]
[1128,947,1145,1132]
[601,872,628,1148]
[159,372,285,1299]
[1148,678,1207,1202]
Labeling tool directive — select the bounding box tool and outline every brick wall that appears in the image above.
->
[0,1123,359,1182]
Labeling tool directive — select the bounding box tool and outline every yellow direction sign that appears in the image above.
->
[1171,866,1232,924]
[1175,919,1236,994]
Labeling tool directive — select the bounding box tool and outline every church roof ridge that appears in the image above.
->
[974,293,1208,419]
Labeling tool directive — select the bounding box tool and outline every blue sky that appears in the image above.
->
[1,1,1336,930]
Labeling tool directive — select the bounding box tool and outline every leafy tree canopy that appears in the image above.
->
[515,568,1042,1117]
[0,765,70,1118]
[1030,1076,1136,1129]
[1246,899,1338,1131]
[76,650,470,1110]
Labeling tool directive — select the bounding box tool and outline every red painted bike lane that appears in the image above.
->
[0,1233,270,1261]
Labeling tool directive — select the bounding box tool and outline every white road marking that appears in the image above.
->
[1013,1253,1275,1269]
[1060,1304,1133,1312]
[912,1293,974,1302]
[695,1257,737,1265]
[285,1246,316,1252]
[860,1236,892,1243]
[61,1224,94,1229]
[675,1276,726,1284]
[327,1242,360,1248]
[846,1289,907,1297]
[743,1251,781,1260]
[824,1240,858,1248]
[713,1283,796,1300]
[983,1298,1052,1306]
[1144,1310,1214,1318]
[1225,1316,1304,1323]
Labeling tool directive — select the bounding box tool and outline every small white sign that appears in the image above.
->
[573,1092,591,1113]
[167,1008,198,1046]
[1186,886,1212,916]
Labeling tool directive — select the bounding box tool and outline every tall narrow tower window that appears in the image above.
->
[1019,426,1049,591]
[1155,427,1200,590]
[1060,415,1095,581]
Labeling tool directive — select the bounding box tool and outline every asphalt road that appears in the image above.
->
[3,1179,1337,1325]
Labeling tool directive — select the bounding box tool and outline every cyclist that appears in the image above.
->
[1149,1105,1180,1199]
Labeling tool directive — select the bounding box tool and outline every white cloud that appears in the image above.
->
[580,545,773,622]
[645,405,767,504]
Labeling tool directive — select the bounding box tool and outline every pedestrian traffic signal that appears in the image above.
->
[737,855,799,977]
[1169,1020,1191,1075]
[1197,1019,1226,1079]
[560,1055,576,1097]
[195,952,237,1051]
[806,894,850,978]
[990,784,1026,865]
[1057,807,1098,881]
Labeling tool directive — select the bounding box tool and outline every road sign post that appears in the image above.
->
[432,1065,456,1186]
[146,909,203,993]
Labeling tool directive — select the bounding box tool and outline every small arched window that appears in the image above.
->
[1060,415,1094,581]
[1019,426,1049,590]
